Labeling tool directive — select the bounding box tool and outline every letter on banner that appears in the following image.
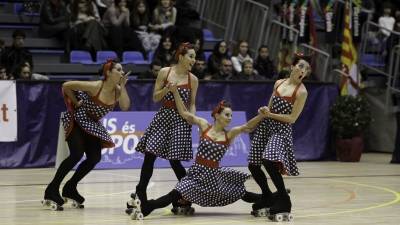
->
[0,81,17,141]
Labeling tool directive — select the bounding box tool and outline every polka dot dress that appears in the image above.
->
[175,127,251,207]
[61,88,115,148]
[136,70,193,160]
[248,80,300,176]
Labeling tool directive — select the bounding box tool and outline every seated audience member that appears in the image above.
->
[0,30,33,78]
[39,0,70,41]
[67,0,107,60]
[254,45,276,79]
[231,40,253,73]
[232,59,265,81]
[130,0,161,52]
[16,63,49,81]
[207,41,229,75]
[191,55,207,79]
[205,57,234,81]
[149,0,177,34]
[138,59,162,79]
[0,65,7,80]
[152,35,175,67]
[103,0,146,59]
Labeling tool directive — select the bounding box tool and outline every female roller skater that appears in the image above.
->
[42,60,131,210]
[248,53,310,222]
[128,85,269,219]
[128,42,198,213]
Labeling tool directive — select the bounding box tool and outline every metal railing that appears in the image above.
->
[385,45,400,113]
[299,43,331,82]
[263,19,299,67]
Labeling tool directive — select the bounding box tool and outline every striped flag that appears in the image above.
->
[340,0,359,96]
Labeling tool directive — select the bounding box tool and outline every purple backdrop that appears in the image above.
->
[0,80,338,168]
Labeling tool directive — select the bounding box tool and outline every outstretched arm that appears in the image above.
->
[227,106,268,140]
[171,84,208,131]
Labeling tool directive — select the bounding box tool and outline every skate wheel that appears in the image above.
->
[136,212,144,220]
[130,193,137,199]
[133,199,141,206]
[186,207,195,215]
[125,208,133,215]
[287,214,294,221]
[171,207,178,215]
[275,214,284,222]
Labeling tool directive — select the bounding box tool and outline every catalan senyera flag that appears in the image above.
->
[340,0,359,96]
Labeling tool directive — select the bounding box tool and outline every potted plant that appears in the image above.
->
[330,95,372,162]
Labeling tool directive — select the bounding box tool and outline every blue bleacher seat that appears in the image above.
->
[13,3,40,16]
[122,51,149,64]
[70,51,94,64]
[203,29,222,42]
[96,51,118,63]
[204,51,212,61]
[361,54,385,68]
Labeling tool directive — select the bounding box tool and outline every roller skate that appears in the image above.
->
[126,192,144,219]
[41,185,64,211]
[62,181,84,209]
[250,193,274,217]
[251,189,291,217]
[126,186,147,215]
[171,199,195,216]
[267,193,293,222]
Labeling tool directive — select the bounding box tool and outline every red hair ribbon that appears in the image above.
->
[175,42,192,61]
[103,59,114,79]
[211,100,225,118]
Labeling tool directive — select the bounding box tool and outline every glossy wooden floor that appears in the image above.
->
[0,153,399,225]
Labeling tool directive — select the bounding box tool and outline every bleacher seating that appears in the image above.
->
[122,51,149,65]
[0,1,220,77]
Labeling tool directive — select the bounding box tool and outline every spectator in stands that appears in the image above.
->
[191,55,207,79]
[231,40,253,73]
[232,59,265,81]
[16,63,49,80]
[193,37,205,60]
[207,41,229,75]
[39,0,70,42]
[0,30,33,78]
[0,65,7,80]
[149,0,177,34]
[152,35,175,67]
[130,0,161,52]
[68,0,107,60]
[205,57,234,81]
[384,11,400,63]
[254,45,276,79]
[138,59,162,79]
[102,0,146,59]
[378,6,396,40]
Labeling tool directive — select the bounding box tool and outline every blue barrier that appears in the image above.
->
[0,80,338,168]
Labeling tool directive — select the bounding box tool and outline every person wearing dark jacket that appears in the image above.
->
[0,30,32,77]
[39,0,70,41]
[254,45,276,79]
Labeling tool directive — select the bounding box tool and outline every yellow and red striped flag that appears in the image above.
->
[340,0,359,96]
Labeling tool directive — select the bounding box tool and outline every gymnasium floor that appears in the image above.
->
[0,153,399,225]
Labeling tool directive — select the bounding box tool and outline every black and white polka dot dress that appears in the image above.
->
[248,79,300,176]
[61,82,115,148]
[136,68,193,160]
[175,126,251,207]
